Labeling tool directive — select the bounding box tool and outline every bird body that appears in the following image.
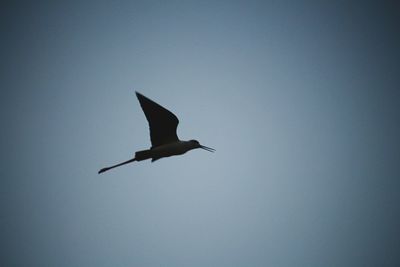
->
[98,92,214,174]
[136,140,198,162]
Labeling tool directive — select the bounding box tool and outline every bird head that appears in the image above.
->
[189,139,215,152]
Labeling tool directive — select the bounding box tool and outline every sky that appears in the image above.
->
[1,1,400,266]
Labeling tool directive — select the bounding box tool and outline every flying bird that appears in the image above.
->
[98,92,215,174]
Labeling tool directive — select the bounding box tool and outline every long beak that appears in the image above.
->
[200,145,215,152]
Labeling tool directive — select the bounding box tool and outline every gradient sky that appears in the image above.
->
[1,1,400,266]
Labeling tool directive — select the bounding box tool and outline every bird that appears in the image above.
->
[98,92,215,174]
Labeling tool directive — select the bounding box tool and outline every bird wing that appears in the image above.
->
[135,92,179,148]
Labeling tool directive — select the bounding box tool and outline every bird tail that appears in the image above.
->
[135,149,153,161]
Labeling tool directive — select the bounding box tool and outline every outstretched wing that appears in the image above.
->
[135,92,179,148]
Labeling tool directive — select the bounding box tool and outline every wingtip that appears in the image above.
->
[135,91,145,100]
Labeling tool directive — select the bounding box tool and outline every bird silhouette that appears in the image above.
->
[98,92,215,174]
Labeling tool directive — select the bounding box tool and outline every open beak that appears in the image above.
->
[200,145,215,152]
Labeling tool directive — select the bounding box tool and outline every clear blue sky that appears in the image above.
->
[1,1,399,266]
